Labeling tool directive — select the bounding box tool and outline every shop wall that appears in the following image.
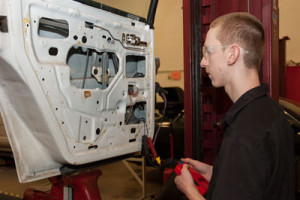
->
[154,0,184,89]
[279,0,300,64]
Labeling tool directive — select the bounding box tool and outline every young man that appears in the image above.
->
[175,12,295,200]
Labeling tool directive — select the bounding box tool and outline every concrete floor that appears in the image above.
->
[0,158,164,200]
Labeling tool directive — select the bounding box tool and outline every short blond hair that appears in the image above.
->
[210,12,265,70]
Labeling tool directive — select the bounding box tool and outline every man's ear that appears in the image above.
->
[227,44,240,66]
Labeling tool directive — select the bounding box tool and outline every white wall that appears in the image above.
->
[279,0,300,65]
[154,0,184,89]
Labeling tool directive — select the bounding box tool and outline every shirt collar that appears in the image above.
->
[222,84,269,130]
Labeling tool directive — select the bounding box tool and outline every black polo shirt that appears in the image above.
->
[206,84,295,200]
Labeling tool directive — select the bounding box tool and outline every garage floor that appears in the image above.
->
[0,158,164,200]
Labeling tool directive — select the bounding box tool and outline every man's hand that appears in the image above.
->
[174,164,205,200]
[181,158,213,181]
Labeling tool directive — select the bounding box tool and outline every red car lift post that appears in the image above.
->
[23,168,102,200]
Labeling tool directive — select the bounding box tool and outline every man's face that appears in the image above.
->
[200,27,229,88]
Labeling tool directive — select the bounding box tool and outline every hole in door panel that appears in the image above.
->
[67,47,119,89]
[126,55,145,78]
[125,102,146,125]
[38,17,69,39]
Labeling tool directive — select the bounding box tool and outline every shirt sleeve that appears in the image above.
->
[210,135,271,200]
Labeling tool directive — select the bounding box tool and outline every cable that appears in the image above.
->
[146,154,159,167]
[125,93,134,124]
[153,92,167,146]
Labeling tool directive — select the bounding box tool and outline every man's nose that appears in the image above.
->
[200,56,207,68]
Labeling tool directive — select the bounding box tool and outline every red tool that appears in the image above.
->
[174,163,209,196]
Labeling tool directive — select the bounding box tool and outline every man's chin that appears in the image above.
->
[211,81,222,88]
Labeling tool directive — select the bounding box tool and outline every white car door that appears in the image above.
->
[0,0,157,183]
